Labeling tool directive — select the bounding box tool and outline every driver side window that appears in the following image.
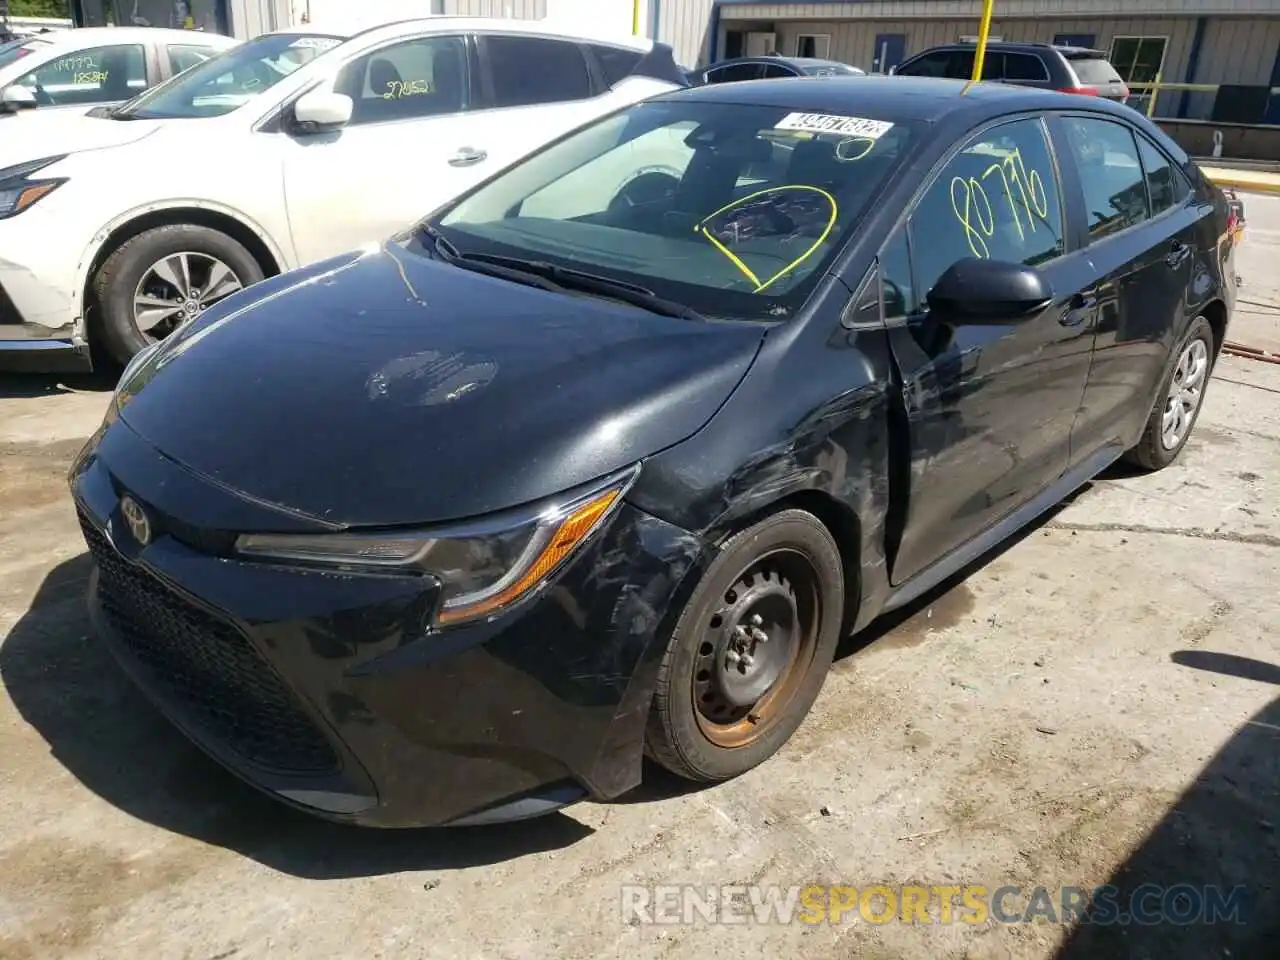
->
[335,35,469,125]
[908,116,1065,302]
[15,44,146,106]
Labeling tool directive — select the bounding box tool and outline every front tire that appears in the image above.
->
[1124,315,1215,472]
[91,224,264,365]
[645,509,845,782]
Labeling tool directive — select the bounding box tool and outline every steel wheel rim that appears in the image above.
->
[692,547,822,749]
[1161,335,1209,450]
[132,251,244,340]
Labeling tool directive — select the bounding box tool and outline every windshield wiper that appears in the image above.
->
[455,252,707,322]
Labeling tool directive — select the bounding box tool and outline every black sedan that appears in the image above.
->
[70,77,1237,828]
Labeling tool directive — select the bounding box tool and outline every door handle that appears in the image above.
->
[1165,240,1191,268]
[448,147,487,167]
[1060,290,1097,326]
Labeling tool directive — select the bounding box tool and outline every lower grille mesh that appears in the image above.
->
[81,516,339,774]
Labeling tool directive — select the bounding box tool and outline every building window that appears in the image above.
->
[796,34,830,59]
[1109,36,1167,85]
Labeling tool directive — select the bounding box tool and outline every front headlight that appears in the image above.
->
[0,155,67,220]
[235,466,639,627]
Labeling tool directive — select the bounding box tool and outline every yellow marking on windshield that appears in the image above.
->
[694,185,839,294]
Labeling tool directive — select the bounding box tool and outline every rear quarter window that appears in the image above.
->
[591,44,643,87]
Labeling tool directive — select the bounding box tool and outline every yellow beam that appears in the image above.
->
[970,0,996,82]
[633,0,641,35]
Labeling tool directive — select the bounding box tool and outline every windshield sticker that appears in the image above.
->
[774,112,894,139]
[289,37,341,50]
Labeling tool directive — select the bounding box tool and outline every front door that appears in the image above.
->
[282,32,483,265]
[872,34,905,74]
[882,115,1099,583]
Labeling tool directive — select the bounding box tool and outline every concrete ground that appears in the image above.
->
[1,197,1278,960]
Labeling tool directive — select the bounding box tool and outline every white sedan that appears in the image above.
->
[0,18,687,370]
[0,27,234,116]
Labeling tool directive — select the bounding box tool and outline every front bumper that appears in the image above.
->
[70,418,707,827]
[0,207,90,371]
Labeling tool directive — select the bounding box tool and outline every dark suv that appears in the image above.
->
[893,41,1130,101]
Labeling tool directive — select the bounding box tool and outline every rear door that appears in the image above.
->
[472,33,618,172]
[1052,113,1203,462]
[883,114,1098,583]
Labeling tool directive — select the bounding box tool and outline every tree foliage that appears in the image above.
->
[7,0,72,18]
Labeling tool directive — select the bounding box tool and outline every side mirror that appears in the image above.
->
[2,85,38,111]
[926,258,1054,321]
[292,90,352,132]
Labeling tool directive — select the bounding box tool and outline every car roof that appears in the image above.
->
[925,40,1109,57]
[266,16,654,51]
[38,26,237,47]
[662,74,1134,123]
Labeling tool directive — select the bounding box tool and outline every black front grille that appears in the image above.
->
[80,516,339,775]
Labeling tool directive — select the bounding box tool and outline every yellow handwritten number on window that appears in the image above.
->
[951,147,1050,259]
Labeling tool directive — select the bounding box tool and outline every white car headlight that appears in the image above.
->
[0,155,67,220]
[235,466,639,627]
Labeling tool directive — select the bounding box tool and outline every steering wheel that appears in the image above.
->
[607,170,680,216]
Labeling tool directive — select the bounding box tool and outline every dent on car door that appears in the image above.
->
[880,115,1099,585]
[1051,114,1205,462]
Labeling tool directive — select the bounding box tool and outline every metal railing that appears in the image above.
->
[1127,75,1280,121]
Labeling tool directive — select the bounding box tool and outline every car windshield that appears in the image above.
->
[0,39,48,72]
[433,99,921,321]
[113,32,343,120]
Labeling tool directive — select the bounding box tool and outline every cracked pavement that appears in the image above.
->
[0,196,1278,959]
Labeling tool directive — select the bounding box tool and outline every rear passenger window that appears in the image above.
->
[591,44,643,87]
[898,52,952,77]
[1060,116,1149,238]
[487,36,592,107]
[1135,133,1182,216]
[760,64,797,79]
[707,63,764,83]
[1003,53,1047,81]
[910,117,1065,298]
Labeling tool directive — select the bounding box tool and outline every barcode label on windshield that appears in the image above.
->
[774,113,894,139]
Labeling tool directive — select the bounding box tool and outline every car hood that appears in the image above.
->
[116,244,766,527]
[0,111,161,167]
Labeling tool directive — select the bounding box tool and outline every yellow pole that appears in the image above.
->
[1146,72,1162,118]
[971,0,996,82]
[633,0,641,35]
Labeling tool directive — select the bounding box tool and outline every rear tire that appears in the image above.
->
[1124,315,1215,472]
[644,509,845,782]
[91,224,263,365]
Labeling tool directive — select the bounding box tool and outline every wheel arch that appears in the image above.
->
[1200,297,1228,360]
[710,487,864,640]
[78,202,289,319]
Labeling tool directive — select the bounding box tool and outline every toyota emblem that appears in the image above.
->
[120,496,152,546]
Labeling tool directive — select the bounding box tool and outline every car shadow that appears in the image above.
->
[0,370,118,399]
[0,553,593,880]
[1055,652,1280,959]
